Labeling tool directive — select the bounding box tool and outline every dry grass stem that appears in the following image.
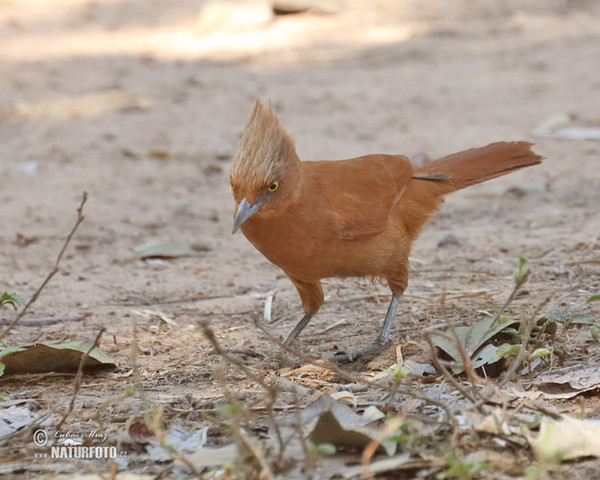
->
[56,326,105,430]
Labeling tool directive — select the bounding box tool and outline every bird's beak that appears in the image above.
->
[232,198,260,234]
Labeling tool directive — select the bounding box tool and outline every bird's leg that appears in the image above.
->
[281,313,314,347]
[280,278,323,348]
[375,294,401,345]
[332,294,402,363]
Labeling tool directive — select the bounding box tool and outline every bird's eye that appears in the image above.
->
[268,181,279,192]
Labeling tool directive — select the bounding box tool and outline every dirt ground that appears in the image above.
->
[1,0,599,478]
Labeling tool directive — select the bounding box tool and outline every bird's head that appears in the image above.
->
[230,99,300,234]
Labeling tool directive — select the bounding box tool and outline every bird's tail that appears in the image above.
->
[398,141,542,241]
[414,141,542,192]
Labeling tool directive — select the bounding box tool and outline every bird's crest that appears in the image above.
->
[230,99,296,195]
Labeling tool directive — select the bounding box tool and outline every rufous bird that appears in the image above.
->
[230,99,542,361]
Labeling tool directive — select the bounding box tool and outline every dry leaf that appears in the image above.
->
[0,342,115,375]
[131,240,199,259]
[526,366,600,399]
[330,390,357,408]
[530,416,600,461]
[178,443,239,469]
[342,453,412,478]
[430,316,519,374]
[363,405,386,422]
[301,394,396,456]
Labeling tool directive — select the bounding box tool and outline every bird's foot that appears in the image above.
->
[330,342,388,364]
[263,345,299,370]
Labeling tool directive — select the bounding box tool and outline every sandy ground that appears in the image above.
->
[0,0,599,477]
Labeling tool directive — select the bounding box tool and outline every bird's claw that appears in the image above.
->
[265,346,298,370]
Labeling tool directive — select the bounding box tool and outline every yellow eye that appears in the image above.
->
[268,181,279,192]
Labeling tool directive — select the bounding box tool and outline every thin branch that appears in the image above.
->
[424,330,477,404]
[362,402,412,480]
[1,192,88,339]
[497,294,553,389]
[237,428,274,480]
[200,321,272,392]
[56,327,105,431]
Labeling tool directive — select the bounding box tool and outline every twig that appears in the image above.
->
[497,294,553,389]
[237,428,274,480]
[200,321,287,458]
[494,269,530,328]
[200,321,271,391]
[362,402,412,480]
[56,327,105,431]
[1,192,88,339]
[0,315,87,327]
[424,330,477,404]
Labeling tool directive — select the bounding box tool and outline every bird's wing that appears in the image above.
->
[320,155,414,240]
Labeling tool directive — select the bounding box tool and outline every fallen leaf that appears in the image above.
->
[0,406,51,437]
[462,409,513,436]
[505,183,547,197]
[404,360,437,376]
[0,342,115,375]
[430,316,519,374]
[330,390,357,408]
[530,416,600,461]
[525,366,600,399]
[342,453,412,478]
[302,394,396,456]
[131,240,199,259]
[178,443,239,469]
[532,114,600,140]
[539,127,600,140]
[363,405,386,422]
[540,310,595,325]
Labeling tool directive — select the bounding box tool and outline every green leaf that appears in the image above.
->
[589,325,599,343]
[430,316,520,373]
[513,257,530,282]
[0,292,25,310]
[385,365,410,381]
[123,385,136,395]
[540,310,571,323]
[542,311,595,326]
[570,315,595,325]
[502,327,520,336]
[530,348,552,360]
[588,294,600,303]
[496,344,521,359]
[439,454,488,479]
[308,441,336,456]
[386,433,410,444]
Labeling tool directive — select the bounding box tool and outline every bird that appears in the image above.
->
[229,99,542,361]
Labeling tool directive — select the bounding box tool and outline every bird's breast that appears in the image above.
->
[240,211,399,283]
[241,214,326,280]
